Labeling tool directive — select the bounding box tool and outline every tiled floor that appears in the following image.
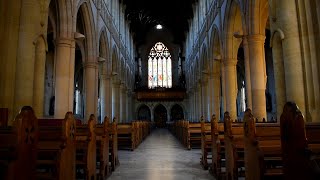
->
[108,128,214,180]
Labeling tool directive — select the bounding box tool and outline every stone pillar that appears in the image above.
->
[151,106,154,122]
[126,89,132,122]
[223,59,238,120]
[221,64,227,119]
[33,38,46,117]
[194,89,197,121]
[112,81,120,120]
[207,76,214,119]
[54,38,75,118]
[119,83,126,122]
[202,79,208,120]
[278,0,306,118]
[13,0,39,117]
[167,107,171,122]
[188,91,193,121]
[197,83,202,119]
[100,74,112,121]
[272,33,287,120]
[243,37,252,110]
[247,35,267,121]
[0,0,22,123]
[184,96,189,120]
[212,73,221,120]
[84,61,98,121]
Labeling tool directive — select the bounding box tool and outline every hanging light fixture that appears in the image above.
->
[156,24,163,30]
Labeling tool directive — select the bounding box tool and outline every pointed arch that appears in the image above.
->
[223,0,245,59]
[111,46,119,74]
[75,1,97,62]
[136,104,151,120]
[247,0,270,34]
[170,104,185,121]
[201,45,208,73]
[55,0,73,38]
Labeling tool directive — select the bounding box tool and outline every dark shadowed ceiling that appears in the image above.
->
[122,0,197,47]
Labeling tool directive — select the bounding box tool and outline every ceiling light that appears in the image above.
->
[156,24,163,30]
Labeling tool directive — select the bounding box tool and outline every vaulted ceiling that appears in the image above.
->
[122,0,197,47]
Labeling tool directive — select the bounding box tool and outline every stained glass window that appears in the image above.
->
[148,42,172,89]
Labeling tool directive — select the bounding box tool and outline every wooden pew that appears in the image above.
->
[243,109,282,180]
[0,106,38,180]
[169,120,194,149]
[281,102,320,180]
[118,123,135,151]
[0,108,8,127]
[96,116,110,179]
[37,112,76,179]
[75,114,96,180]
[109,118,119,171]
[187,122,202,150]
[200,117,212,170]
[306,122,320,157]
[223,112,244,180]
[210,115,225,179]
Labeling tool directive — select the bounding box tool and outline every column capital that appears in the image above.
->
[223,58,237,66]
[55,37,75,47]
[84,61,98,69]
[245,34,266,42]
[100,74,111,80]
[112,80,121,87]
[209,72,220,79]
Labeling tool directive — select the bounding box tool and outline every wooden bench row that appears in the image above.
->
[0,106,119,180]
[207,102,320,180]
[168,120,202,150]
[117,121,152,151]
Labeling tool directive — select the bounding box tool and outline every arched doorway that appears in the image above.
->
[170,104,184,121]
[137,105,151,121]
[154,104,167,128]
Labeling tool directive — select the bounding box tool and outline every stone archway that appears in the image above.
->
[170,104,184,121]
[137,105,151,121]
[154,104,167,128]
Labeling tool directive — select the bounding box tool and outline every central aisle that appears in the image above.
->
[108,128,213,180]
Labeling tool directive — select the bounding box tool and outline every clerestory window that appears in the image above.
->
[148,42,172,89]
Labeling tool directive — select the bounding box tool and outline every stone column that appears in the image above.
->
[207,77,214,119]
[0,0,22,123]
[112,80,120,120]
[194,89,197,121]
[243,37,252,110]
[100,74,112,121]
[13,0,39,117]
[272,33,286,120]
[54,38,75,118]
[223,58,238,120]
[151,106,154,122]
[126,89,132,122]
[188,90,193,121]
[247,35,267,121]
[84,61,98,121]
[119,83,126,122]
[212,73,221,120]
[33,38,46,117]
[221,64,227,119]
[197,83,202,119]
[278,0,306,118]
[201,78,208,120]
[184,95,189,120]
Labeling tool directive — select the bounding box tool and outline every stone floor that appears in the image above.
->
[108,128,214,180]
